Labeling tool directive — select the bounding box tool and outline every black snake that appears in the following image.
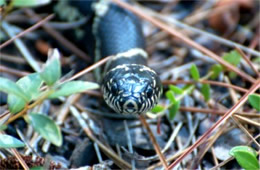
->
[74,0,162,115]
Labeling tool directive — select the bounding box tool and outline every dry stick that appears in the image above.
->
[64,56,111,83]
[0,14,54,49]
[0,64,30,77]
[2,21,41,72]
[0,131,29,170]
[236,47,260,77]
[210,134,260,170]
[168,79,260,169]
[70,106,131,169]
[23,9,91,62]
[234,114,260,127]
[163,80,248,93]
[158,11,260,57]
[179,107,260,118]
[210,147,219,169]
[112,0,256,84]
[10,149,29,170]
[189,123,228,169]
[0,132,29,170]
[0,111,10,125]
[147,145,191,170]
[139,115,168,169]
[231,116,260,148]
[0,53,29,64]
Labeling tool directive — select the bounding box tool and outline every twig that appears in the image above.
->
[1,21,41,72]
[0,111,11,126]
[64,56,111,83]
[124,120,136,170]
[163,80,249,93]
[0,14,54,49]
[112,0,256,84]
[139,115,168,169]
[70,106,132,169]
[210,156,234,170]
[231,117,260,148]
[162,122,183,153]
[236,47,259,77]
[94,142,103,163]
[0,64,30,77]
[234,114,260,127]
[179,107,260,118]
[168,79,260,169]
[0,131,29,170]
[210,147,219,170]
[189,123,228,169]
[0,53,28,64]
[210,134,260,170]
[10,149,29,170]
[56,94,81,125]
[23,9,91,62]
[162,12,260,57]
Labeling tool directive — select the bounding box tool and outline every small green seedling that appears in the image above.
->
[230,146,259,170]
[0,49,99,147]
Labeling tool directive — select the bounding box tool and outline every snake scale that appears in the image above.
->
[74,0,162,115]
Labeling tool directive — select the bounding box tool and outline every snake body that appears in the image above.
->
[76,0,162,115]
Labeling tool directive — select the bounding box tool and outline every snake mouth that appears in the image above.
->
[123,98,139,114]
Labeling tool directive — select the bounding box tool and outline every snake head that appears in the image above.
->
[101,64,162,115]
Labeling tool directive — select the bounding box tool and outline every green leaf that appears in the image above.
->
[223,50,242,66]
[48,81,99,99]
[201,84,210,102]
[190,64,200,81]
[166,90,176,103]
[182,84,194,94]
[222,50,242,79]
[0,77,29,102]
[0,125,7,131]
[40,49,61,86]
[151,105,164,113]
[230,146,259,170]
[228,71,237,79]
[30,166,44,170]
[169,100,180,120]
[252,57,260,64]
[28,113,62,146]
[0,134,25,148]
[248,94,260,111]
[210,64,223,79]
[8,94,26,114]
[7,73,42,114]
[13,0,51,7]
[169,85,183,94]
[0,0,6,6]
[16,73,42,100]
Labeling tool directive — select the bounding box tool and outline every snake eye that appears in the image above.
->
[111,84,118,95]
[146,88,153,98]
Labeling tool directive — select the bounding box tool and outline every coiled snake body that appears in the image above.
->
[84,0,162,115]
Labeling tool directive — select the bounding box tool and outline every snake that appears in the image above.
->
[73,0,162,115]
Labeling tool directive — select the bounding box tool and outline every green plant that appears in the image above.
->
[230,146,260,170]
[0,49,99,147]
[248,94,260,111]
[150,50,259,120]
[1,0,51,7]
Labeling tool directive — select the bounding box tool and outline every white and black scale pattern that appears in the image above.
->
[93,0,162,115]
